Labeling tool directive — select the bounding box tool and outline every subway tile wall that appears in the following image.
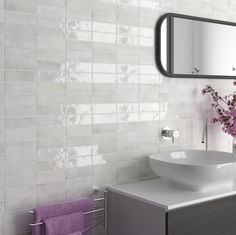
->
[0,0,235,234]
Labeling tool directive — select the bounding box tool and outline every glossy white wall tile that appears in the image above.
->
[0,0,233,234]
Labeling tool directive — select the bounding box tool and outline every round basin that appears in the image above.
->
[149,150,236,191]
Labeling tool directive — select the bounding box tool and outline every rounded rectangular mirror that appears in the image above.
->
[156,13,236,79]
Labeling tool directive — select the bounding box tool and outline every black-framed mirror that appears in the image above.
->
[156,13,236,79]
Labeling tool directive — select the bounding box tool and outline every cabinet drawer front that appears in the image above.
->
[107,191,166,235]
[168,196,236,235]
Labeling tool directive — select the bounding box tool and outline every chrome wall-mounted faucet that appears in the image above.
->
[161,127,179,143]
[201,119,208,150]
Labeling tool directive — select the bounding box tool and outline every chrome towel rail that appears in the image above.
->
[29,208,105,227]
[81,220,104,234]
[28,197,104,215]
[28,184,108,235]
[29,197,106,227]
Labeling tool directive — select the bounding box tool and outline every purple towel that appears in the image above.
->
[32,198,94,235]
[69,232,82,235]
[44,212,83,235]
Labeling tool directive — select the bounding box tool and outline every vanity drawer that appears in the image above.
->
[107,191,166,235]
[168,195,236,235]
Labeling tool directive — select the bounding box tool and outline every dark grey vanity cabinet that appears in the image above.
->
[108,190,236,235]
[168,195,236,235]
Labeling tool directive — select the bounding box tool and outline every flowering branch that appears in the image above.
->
[202,80,236,137]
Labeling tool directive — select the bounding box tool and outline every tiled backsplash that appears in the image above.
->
[0,0,235,234]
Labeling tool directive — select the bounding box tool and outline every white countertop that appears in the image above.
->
[108,178,236,211]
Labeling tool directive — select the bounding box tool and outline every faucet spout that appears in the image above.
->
[201,119,208,150]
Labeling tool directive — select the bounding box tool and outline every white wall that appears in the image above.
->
[0,0,235,234]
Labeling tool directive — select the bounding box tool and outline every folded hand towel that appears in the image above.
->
[69,231,82,235]
[32,199,94,235]
[44,212,83,235]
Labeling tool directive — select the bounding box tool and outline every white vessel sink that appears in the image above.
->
[149,150,236,192]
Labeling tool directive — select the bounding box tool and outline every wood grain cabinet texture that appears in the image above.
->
[108,190,236,235]
[168,195,236,235]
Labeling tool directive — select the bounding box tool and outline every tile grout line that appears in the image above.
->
[91,0,95,190]
[3,0,5,230]
[115,0,118,184]
[64,0,67,202]
[35,0,38,208]
[158,0,161,155]
[138,0,141,178]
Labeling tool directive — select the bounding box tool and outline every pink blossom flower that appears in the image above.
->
[202,80,236,138]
